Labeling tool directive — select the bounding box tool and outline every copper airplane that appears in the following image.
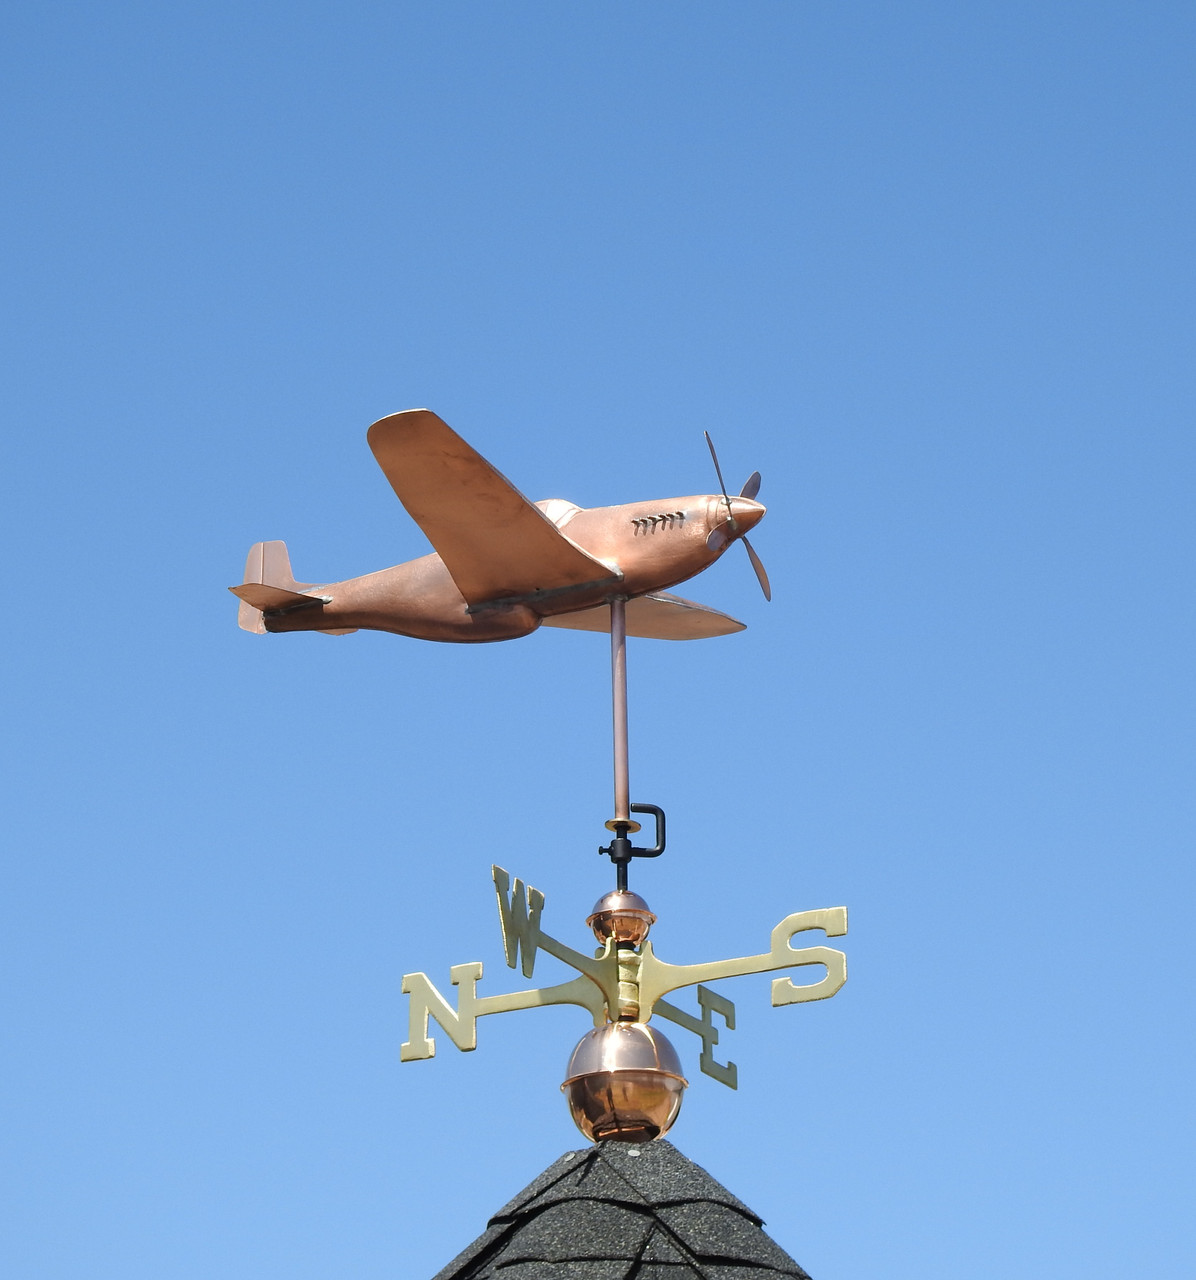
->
[230,409,769,643]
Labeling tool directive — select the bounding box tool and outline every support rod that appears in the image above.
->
[610,596,630,826]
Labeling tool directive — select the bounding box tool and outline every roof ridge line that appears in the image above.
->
[489,1147,607,1221]
[591,1143,764,1222]
[595,1148,717,1280]
[628,1221,714,1280]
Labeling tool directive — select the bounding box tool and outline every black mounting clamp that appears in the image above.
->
[599,802,666,891]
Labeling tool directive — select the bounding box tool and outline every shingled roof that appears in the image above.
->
[431,1138,812,1279]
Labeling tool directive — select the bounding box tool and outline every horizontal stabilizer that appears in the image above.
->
[229,582,325,612]
[542,592,745,641]
[231,539,332,634]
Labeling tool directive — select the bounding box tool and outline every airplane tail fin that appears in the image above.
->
[229,541,356,636]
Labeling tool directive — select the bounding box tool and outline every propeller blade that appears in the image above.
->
[742,536,772,601]
[707,434,769,598]
[704,431,735,528]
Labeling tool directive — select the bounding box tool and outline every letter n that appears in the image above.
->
[400,962,482,1061]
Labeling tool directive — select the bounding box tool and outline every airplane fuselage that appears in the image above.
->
[263,493,763,642]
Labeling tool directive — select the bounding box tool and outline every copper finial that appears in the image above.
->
[586,890,656,947]
[561,1022,687,1143]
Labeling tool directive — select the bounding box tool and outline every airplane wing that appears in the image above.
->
[541,592,746,640]
[367,410,617,604]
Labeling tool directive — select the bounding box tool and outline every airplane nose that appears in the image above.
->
[706,496,766,550]
[729,497,765,533]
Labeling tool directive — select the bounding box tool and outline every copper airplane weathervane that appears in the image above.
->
[231,408,847,1144]
[229,408,769,645]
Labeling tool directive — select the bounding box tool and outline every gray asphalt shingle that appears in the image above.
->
[431,1140,811,1279]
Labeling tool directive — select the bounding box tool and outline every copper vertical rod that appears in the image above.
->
[610,596,630,824]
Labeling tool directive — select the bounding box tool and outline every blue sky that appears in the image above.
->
[3,4,1193,1277]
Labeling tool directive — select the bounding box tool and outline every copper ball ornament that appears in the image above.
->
[586,890,657,946]
[561,1021,687,1143]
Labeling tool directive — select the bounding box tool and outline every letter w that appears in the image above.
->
[492,865,544,978]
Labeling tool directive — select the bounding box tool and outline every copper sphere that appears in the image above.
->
[586,889,656,946]
[561,1021,687,1143]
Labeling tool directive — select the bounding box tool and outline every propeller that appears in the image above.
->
[703,432,772,601]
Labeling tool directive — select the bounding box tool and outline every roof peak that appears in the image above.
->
[432,1139,811,1279]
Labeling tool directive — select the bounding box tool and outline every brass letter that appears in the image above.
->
[492,866,545,978]
[697,985,738,1090]
[769,907,848,1006]
[400,962,482,1061]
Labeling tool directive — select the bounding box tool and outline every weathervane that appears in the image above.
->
[231,408,848,1142]
[403,865,846,1137]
